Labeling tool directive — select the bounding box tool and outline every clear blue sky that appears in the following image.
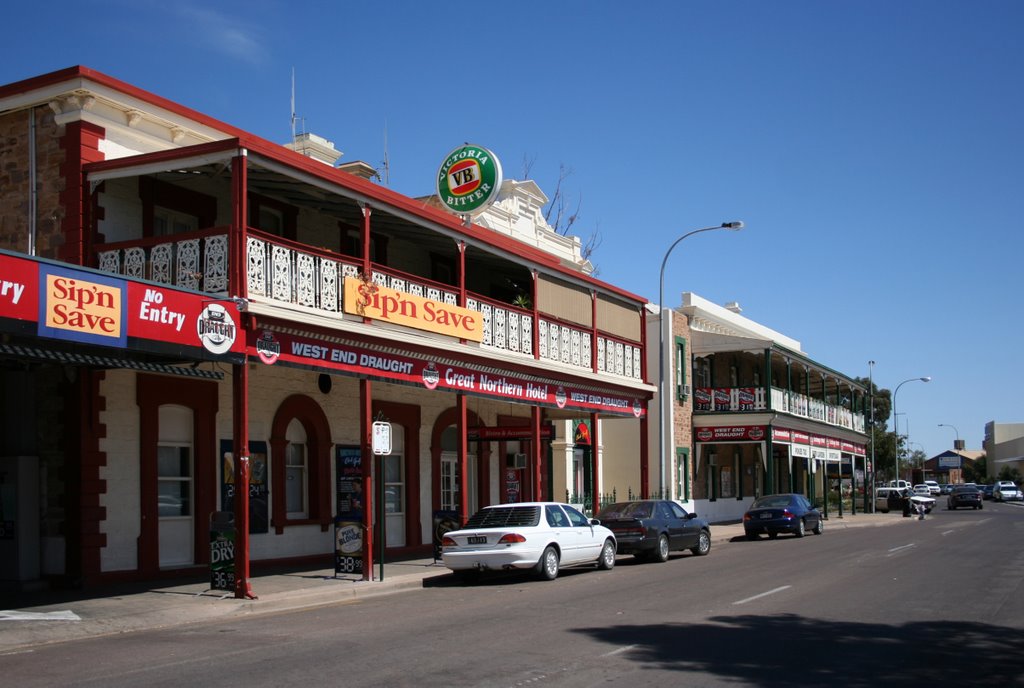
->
[4,1,1021,456]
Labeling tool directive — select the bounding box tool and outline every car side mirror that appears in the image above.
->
[686,512,698,520]
[589,518,601,526]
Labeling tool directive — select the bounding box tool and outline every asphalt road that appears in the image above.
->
[5,504,1024,687]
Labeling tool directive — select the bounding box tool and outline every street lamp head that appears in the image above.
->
[920,376,932,382]
[721,221,744,230]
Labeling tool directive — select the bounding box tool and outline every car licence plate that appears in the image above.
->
[760,513,773,519]
[468,536,487,544]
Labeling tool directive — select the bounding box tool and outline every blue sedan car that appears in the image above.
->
[743,493,823,540]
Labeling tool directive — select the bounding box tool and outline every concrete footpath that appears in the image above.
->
[0,511,905,654]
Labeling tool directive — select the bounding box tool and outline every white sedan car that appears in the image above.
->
[993,481,1022,501]
[441,502,617,581]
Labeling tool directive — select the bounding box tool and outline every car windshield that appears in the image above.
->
[751,496,793,509]
[599,502,653,519]
[465,505,540,528]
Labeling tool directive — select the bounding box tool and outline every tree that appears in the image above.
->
[853,376,896,482]
[995,464,1020,484]
[963,454,987,484]
[521,156,602,266]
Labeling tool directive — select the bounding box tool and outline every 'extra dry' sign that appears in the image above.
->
[435,144,503,215]
[343,277,483,342]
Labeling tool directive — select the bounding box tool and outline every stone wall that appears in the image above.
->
[0,107,66,258]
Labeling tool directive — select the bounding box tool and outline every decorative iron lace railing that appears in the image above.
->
[96,231,642,380]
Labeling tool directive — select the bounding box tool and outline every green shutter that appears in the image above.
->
[675,336,687,400]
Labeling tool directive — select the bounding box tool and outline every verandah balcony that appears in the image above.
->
[94,229,643,381]
[693,385,866,433]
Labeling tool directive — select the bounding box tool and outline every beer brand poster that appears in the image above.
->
[335,446,364,575]
[220,440,269,534]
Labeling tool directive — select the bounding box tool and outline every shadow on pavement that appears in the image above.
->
[572,614,1022,686]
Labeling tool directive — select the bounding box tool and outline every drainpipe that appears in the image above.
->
[28,108,37,256]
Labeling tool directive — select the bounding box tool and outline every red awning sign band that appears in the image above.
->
[697,424,866,455]
[253,329,645,418]
[0,250,244,362]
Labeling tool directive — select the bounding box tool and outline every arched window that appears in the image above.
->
[285,418,308,519]
[270,395,331,533]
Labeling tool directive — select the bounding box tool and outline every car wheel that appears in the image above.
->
[813,517,823,535]
[537,546,559,581]
[654,534,670,563]
[691,529,711,556]
[597,539,616,570]
[794,519,805,538]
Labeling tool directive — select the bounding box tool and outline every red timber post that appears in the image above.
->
[457,394,469,525]
[230,149,255,599]
[457,241,466,306]
[531,406,543,500]
[531,270,540,360]
[360,379,374,580]
[360,204,372,323]
[361,204,372,276]
[591,412,601,512]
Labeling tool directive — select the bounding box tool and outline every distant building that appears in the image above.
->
[984,421,1024,477]
[636,293,870,523]
[921,449,983,483]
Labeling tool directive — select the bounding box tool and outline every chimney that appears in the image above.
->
[724,301,743,314]
[286,132,342,166]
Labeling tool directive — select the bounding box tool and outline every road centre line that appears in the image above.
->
[733,586,791,605]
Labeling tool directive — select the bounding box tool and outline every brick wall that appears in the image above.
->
[0,108,67,257]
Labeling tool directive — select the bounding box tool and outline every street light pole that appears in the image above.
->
[868,360,875,512]
[938,423,961,480]
[891,376,931,484]
[658,222,744,497]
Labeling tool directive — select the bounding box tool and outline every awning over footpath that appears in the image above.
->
[0,342,223,379]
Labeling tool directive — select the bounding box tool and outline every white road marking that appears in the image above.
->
[733,586,791,605]
[887,544,916,555]
[0,610,81,621]
[602,644,637,657]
